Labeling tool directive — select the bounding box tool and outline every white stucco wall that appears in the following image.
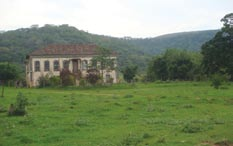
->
[26,55,117,87]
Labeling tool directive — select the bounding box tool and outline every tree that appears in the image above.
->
[147,49,199,81]
[201,13,233,80]
[0,62,19,97]
[147,56,168,81]
[90,47,116,83]
[122,65,138,83]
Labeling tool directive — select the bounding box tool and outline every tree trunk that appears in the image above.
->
[1,81,4,97]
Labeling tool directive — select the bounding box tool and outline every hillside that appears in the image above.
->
[126,30,219,55]
[0,25,218,71]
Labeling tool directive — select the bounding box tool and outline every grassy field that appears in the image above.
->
[0,82,233,146]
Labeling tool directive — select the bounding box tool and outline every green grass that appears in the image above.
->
[0,82,233,146]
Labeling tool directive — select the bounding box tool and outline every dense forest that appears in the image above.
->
[0,24,217,72]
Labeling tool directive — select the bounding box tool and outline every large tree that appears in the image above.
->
[201,13,233,79]
[147,49,200,81]
[0,62,19,97]
[90,47,116,83]
[122,65,138,83]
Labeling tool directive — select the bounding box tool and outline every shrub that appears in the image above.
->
[157,136,166,143]
[124,94,134,98]
[86,69,101,85]
[0,105,7,113]
[37,75,50,88]
[182,123,202,133]
[38,75,61,87]
[8,92,28,116]
[142,133,151,139]
[60,69,76,86]
[49,76,60,86]
[79,78,86,86]
[211,73,229,89]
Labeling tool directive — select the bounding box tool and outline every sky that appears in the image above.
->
[0,0,232,38]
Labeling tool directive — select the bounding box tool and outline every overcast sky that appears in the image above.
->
[0,0,232,37]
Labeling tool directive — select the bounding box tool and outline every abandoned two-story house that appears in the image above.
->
[25,44,117,87]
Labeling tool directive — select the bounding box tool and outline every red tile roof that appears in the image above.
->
[30,44,116,56]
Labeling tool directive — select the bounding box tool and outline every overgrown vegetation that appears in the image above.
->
[8,92,28,116]
[201,13,233,80]
[0,62,20,97]
[147,49,202,81]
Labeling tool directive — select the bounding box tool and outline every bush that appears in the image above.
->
[79,78,86,86]
[38,75,61,87]
[8,92,28,116]
[37,75,50,88]
[49,76,60,86]
[60,69,76,86]
[182,123,202,133]
[86,69,101,85]
[211,73,229,89]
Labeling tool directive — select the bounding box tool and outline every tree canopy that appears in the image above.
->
[147,49,202,81]
[122,65,138,83]
[0,62,19,97]
[201,13,233,80]
[0,24,217,73]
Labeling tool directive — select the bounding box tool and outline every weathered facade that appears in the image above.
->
[25,44,117,87]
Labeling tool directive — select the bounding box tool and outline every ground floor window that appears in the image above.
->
[82,60,88,70]
[106,74,113,83]
[63,60,70,69]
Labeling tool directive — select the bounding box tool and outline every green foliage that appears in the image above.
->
[201,13,233,80]
[211,73,229,89]
[0,62,19,97]
[8,92,28,116]
[86,69,101,85]
[79,78,87,87]
[182,123,203,133]
[147,49,202,81]
[37,75,50,88]
[0,62,19,81]
[60,69,76,86]
[0,24,217,73]
[91,47,115,70]
[122,65,138,83]
[38,75,61,87]
[49,76,61,86]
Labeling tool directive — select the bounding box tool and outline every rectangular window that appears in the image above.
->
[44,61,50,71]
[82,60,88,70]
[34,61,40,72]
[106,74,112,83]
[63,60,69,69]
[54,60,60,71]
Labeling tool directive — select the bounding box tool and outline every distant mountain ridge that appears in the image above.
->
[0,25,218,71]
[126,29,219,55]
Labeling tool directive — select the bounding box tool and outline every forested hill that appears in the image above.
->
[0,24,218,71]
[126,30,219,55]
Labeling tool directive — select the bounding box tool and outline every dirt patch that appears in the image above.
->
[199,140,233,146]
[214,140,233,146]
